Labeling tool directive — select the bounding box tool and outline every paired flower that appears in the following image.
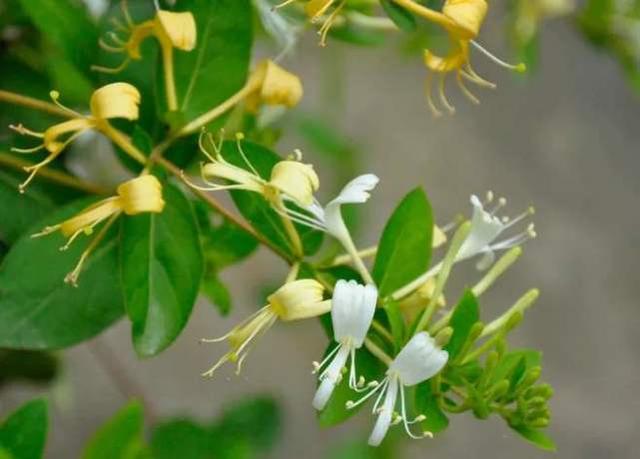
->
[312,280,377,410]
[34,175,165,285]
[95,1,196,110]
[345,332,448,446]
[10,83,141,192]
[457,192,536,270]
[201,279,330,376]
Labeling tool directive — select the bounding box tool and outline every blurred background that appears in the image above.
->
[1,0,640,458]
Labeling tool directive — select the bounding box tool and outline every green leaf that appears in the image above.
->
[0,198,123,349]
[0,350,58,388]
[81,401,146,459]
[383,300,405,351]
[372,187,433,298]
[318,347,386,427]
[120,183,203,358]
[16,0,98,81]
[0,399,48,459]
[151,420,211,459]
[167,0,253,123]
[223,140,323,256]
[445,290,480,360]
[510,425,556,451]
[201,273,232,316]
[414,382,449,435]
[380,0,416,32]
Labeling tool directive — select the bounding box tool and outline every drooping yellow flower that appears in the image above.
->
[201,279,330,376]
[10,83,141,192]
[94,1,197,110]
[393,0,525,116]
[244,59,304,112]
[33,175,165,286]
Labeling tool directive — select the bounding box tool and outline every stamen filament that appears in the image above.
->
[470,40,526,72]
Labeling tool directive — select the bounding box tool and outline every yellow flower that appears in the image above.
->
[33,175,165,286]
[94,2,197,110]
[10,83,141,192]
[245,59,304,112]
[201,279,330,376]
[275,0,344,46]
[187,132,319,210]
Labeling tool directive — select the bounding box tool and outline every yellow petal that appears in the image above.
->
[305,0,335,19]
[155,10,197,51]
[268,279,328,321]
[90,83,141,121]
[423,39,469,73]
[442,0,488,39]
[43,118,93,154]
[59,197,122,237]
[117,175,166,215]
[269,160,319,207]
[246,60,303,111]
[202,162,266,194]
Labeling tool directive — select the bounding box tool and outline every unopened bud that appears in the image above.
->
[487,379,510,400]
[435,326,453,347]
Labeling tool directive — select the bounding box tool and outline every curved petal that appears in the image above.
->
[331,280,377,347]
[390,332,448,387]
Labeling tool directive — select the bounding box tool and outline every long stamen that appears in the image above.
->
[277,204,325,230]
[346,377,388,411]
[438,74,455,115]
[318,0,346,47]
[49,91,84,118]
[235,134,261,178]
[121,0,134,27]
[463,64,496,88]
[371,379,389,414]
[272,0,297,10]
[108,31,127,47]
[202,353,231,377]
[270,204,327,232]
[502,206,535,230]
[456,71,480,105]
[198,131,219,163]
[425,73,442,117]
[489,197,507,216]
[491,224,536,250]
[400,385,432,440]
[110,17,129,32]
[99,38,125,53]
[9,124,44,138]
[91,58,131,74]
[11,145,45,154]
[312,343,342,374]
[200,306,271,344]
[470,41,526,73]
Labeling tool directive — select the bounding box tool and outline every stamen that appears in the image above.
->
[48,91,84,117]
[502,206,535,230]
[235,133,261,178]
[425,73,442,118]
[456,72,480,105]
[271,204,327,232]
[312,343,342,374]
[9,124,44,138]
[470,41,526,73]
[202,353,231,378]
[272,0,297,11]
[346,377,388,411]
[489,197,507,216]
[318,0,346,47]
[462,64,496,89]
[400,384,432,440]
[485,191,494,204]
[107,31,127,47]
[121,0,134,27]
[99,38,125,53]
[91,58,131,74]
[198,130,219,163]
[441,214,463,233]
[11,145,45,154]
[110,17,129,32]
[438,74,455,115]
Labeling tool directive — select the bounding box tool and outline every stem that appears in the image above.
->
[274,194,304,258]
[0,90,73,118]
[330,245,377,267]
[87,339,159,424]
[285,262,300,282]
[99,122,148,164]
[412,222,471,335]
[462,331,505,365]
[339,233,374,285]
[391,0,457,29]
[364,337,393,366]
[0,152,108,194]
[176,81,259,137]
[160,42,178,111]
[480,289,539,338]
[471,247,522,297]
[371,319,394,344]
[157,157,294,263]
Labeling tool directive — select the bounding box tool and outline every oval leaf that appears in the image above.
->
[372,187,433,297]
[81,401,145,459]
[0,398,48,459]
[380,0,417,32]
[120,183,203,358]
[445,290,480,360]
[0,198,123,349]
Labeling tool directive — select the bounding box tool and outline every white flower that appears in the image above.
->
[457,192,536,270]
[345,332,448,447]
[312,280,377,410]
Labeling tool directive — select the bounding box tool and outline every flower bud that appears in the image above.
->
[246,60,303,111]
[434,326,453,347]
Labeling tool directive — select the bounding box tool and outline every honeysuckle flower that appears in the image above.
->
[186,133,319,210]
[33,175,164,285]
[345,332,448,446]
[244,59,304,112]
[10,83,141,192]
[94,1,196,110]
[456,192,536,270]
[274,0,344,46]
[200,279,330,376]
[312,280,377,410]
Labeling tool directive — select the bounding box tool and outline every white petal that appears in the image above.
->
[368,376,398,447]
[313,345,351,410]
[330,174,380,206]
[475,250,496,270]
[390,332,448,387]
[457,194,504,261]
[332,280,377,347]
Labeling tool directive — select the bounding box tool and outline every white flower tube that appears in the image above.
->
[312,280,377,410]
[345,331,448,447]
